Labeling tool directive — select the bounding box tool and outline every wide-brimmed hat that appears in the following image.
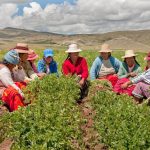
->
[122,50,137,59]
[65,44,82,53]
[14,43,31,54]
[144,52,150,61]
[99,43,112,53]
[27,50,38,61]
[4,49,20,65]
[44,49,54,58]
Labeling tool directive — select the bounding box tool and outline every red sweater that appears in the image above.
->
[62,57,88,79]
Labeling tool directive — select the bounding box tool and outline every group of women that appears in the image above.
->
[0,42,150,112]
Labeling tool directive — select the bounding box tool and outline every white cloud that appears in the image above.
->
[1,0,150,34]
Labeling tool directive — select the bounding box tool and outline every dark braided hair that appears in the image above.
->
[124,57,140,66]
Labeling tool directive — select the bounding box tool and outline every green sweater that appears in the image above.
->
[117,62,142,79]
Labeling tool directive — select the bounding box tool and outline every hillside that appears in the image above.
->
[0,27,150,51]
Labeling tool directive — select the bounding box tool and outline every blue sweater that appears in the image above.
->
[90,56,121,80]
[37,59,58,76]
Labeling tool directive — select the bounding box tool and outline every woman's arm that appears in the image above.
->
[90,57,100,80]
[117,65,128,79]
[0,67,24,97]
[81,58,88,80]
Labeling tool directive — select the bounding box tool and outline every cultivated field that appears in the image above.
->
[0,49,150,150]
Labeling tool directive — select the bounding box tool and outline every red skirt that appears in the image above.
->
[98,74,118,87]
[2,82,27,112]
[113,78,135,96]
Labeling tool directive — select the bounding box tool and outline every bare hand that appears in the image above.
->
[129,72,137,77]
[79,79,85,87]
[121,82,128,89]
[37,73,46,79]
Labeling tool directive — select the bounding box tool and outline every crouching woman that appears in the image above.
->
[62,44,89,102]
[0,50,27,111]
[121,52,150,104]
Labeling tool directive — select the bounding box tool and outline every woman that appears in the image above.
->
[121,62,150,104]
[62,43,89,101]
[0,50,27,111]
[13,43,38,82]
[27,50,39,73]
[114,50,142,96]
[37,48,58,76]
[90,43,121,87]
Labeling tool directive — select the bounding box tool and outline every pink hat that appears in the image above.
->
[144,52,150,61]
[27,50,38,61]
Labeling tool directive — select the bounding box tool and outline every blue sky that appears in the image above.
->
[1,0,150,34]
[18,0,76,15]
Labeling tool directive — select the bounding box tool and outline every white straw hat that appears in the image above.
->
[122,50,137,58]
[65,44,82,53]
[99,43,112,53]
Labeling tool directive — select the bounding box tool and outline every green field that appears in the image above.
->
[0,49,150,150]
[0,49,147,72]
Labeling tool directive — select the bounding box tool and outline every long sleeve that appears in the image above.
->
[131,68,150,84]
[0,67,24,97]
[114,58,121,73]
[62,61,70,75]
[135,67,142,75]
[25,61,38,80]
[81,58,88,79]
[38,60,46,73]
[117,65,128,79]
[131,73,144,84]
[90,57,100,80]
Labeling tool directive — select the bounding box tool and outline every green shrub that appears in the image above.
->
[91,90,150,150]
[1,76,83,150]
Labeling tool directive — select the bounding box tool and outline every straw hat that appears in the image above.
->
[99,43,112,53]
[27,50,38,61]
[65,44,82,53]
[144,52,150,61]
[14,43,31,54]
[122,50,137,59]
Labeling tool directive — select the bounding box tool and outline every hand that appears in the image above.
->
[24,77,32,84]
[37,73,46,79]
[121,82,129,89]
[79,78,85,87]
[128,72,137,77]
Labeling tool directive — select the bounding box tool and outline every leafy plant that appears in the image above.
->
[91,89,150,150]
[1,76,83,150]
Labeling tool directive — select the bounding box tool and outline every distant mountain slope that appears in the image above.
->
[0,27,150,51]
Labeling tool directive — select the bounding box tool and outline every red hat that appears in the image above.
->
[144,52,150,61]
[14,43,31,54]
[27,50,38,61]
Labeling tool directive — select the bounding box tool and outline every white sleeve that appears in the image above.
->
[0,67,24,97]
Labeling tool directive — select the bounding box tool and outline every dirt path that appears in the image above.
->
[0,138,13,150]
[78,97,107,150]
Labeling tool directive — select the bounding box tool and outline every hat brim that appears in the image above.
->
[27,54,38,60]
[65,49,82,53]
[99,49,112,53]
[122,54,137,59]
[15,49,30,54]
[44,54,54,58]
